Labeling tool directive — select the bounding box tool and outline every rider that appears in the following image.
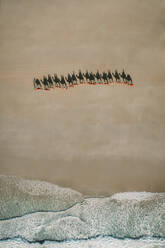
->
[60,75,67,89]
[126,74,134,86]
[65,73,74,87]
[102,72,108,84]
[112,70,120,83]
[33,78,42,89]
[89,72,95,84]
[72,72,78,85]
[41,76,49,90]
[95,70,102,84]
[76,70,84,84]
[47,74,54,88]
[119,70,127,84]
[83,70,90,83]
[107,70,113,83]
[53,74,60,87]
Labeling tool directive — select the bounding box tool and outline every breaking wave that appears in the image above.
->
[0,175,165,247]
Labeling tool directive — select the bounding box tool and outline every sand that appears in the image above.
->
[0,0,165,196]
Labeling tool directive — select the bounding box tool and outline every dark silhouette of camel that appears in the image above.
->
[126,74,133,86]
[41,76,49,90]
[47,74,54,88]
[52,74,61,87]
[102,72,109,84]
[33,78,42,89]
[83,71,90,82]
[60,75,67,89]
[65,73,74,87]
[119,70,127,84]
[76,70,84,84]
[95,70,102,83]
[89,72,95,84]
[71,72,78,85]
[112,70,121,83]
[107,70,113,83]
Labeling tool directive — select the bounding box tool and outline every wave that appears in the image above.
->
[0,237,165,248]
[0,175,83,220]
[0,175,165,243]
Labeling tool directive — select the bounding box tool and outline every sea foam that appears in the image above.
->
[0,176,165,244]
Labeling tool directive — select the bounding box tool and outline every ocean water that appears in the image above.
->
[1,237,165,248]
[0,176,165,248]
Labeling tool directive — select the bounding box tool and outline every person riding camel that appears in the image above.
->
[65,73,73,87]
[89,72,95,84]
[95,70,102,84]
[41,76,49,90]
[83,70,90,83]
[126,74,134,86]
[102,72,109,84]
[60,75,67,89]
[72,72,78,85]
[107,70,113,83]
[119,70,127,84]
[33,78,42,89]
[112,70,121,83]
[52,74,61,87]
[76,70,84,84]
[47,74,54,88]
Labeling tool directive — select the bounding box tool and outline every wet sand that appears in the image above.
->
[0,0,165,195]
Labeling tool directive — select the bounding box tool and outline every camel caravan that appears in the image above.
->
[33,70,134,90]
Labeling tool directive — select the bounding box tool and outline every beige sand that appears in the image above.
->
[0,0,165,196]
